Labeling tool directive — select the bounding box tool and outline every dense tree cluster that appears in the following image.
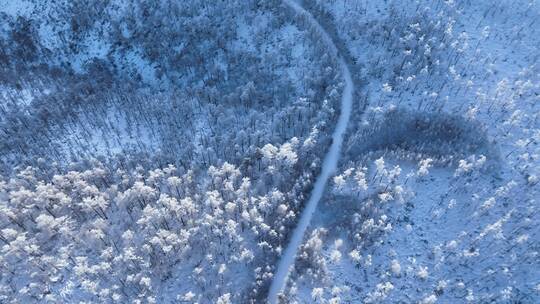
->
[0,0,347,174]
[0,157,321,302]
[0,0,353,302]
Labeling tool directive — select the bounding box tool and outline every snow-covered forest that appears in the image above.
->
[0,0,538,303]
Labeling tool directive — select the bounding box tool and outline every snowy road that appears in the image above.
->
[267,0,354,302]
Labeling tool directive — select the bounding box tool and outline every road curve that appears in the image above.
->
[267,1,354,303]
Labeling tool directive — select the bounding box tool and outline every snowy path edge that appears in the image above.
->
[267,0,355,303]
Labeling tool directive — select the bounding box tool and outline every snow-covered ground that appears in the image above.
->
[279,0,540,303]
[0,0,538,303]
[1,0,34,17]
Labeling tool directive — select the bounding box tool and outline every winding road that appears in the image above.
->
[267,0,355,302]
